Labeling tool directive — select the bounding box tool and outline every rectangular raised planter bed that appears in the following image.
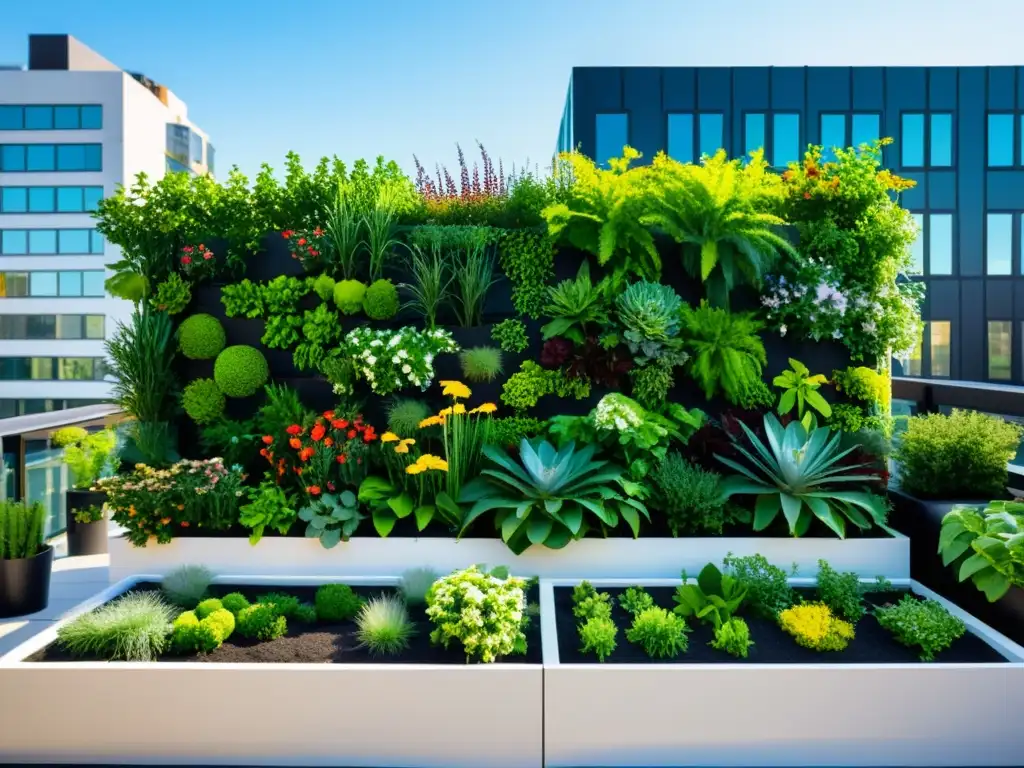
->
[108,530,910,583]
[539,577,1024,768]
[0,575,542,768]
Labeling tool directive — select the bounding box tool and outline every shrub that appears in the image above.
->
[426,565,529,663]
[631,360,674,410]
[178,313,226,360]
[182,378,225,425]
[294,603,318,623]
[214,345,270,398]
[894,409,1023,499]
[486,416,546,448]
[735,378,776,411]
[52,426,88,447]
[626,607,690,659]
[173,606,236,653]
[171,610,200,652]
[363,278,400,320]
[355,594,417,656]
[220,592,250,616]
[388,399,431,437]
[874,595,966,661]
[492,318,529,353]
[151,272,191,315]
[618,586,655,616]
[832,366,890,412]
[161,565,213,608]
[579,615,618,662]
[312,274,336,301]
[572,581,613,621]
[236,603,288,641]
[401,567,440,607]
[723,553,794,618]
[315,583,363,621]
[778,603,854,651]
[679,302,766,404]
[459,346,504,383]
[57,592,174,661]
[651,453,727,535]
[816,559,864,622]
[334,279,367,315]
[204,608,235,642]
[195,598,224,619]
[711,617,753,658]
[257,592,301,618]
[0,499,46,559]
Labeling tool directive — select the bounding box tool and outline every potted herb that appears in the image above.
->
[51,427,119,556]
[0,500,51,617]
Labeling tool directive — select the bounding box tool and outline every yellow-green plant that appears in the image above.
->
[774,358,831,429]
[60,428,119,490]
[778,602,854,651]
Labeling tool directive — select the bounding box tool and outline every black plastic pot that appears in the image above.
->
[66,490,109,557]
[0,545,53,618]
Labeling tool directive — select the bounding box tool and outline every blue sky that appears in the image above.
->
[1,0,1022,182]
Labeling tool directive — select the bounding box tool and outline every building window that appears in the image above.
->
[898,332,923,377]
[190,132,203,165]
[698,113,723,159]
[0,271,105,297]
[820,113,846,162]
[0,105,102,131]
[0,314,104,340]
[988,113,1015,167]
[901,114,925,167]
[207,144,216,176]
[0,357,106,381]
[928,214,954,275]
[595,113,628,169]
[744,113,765,157]
[0,144,102,172]
[902,112,953,168]
[988,321,1013,380]
[930,321,952,377]
[909,213,924,274]
[851,113,881,149]
[0,186,103,214]
[0,229,104,255]
[0,398,103,417]
[667,114,694,163]
[931,114,953,167]
[987,213,1014,275]
[772,113,800,168]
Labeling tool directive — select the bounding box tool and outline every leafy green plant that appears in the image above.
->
[388,398,431,436]
[259,383,311,440]
[58,428,118,490]
[356,594,416,656]
[540,262,609,344]
[774,358,831,426]
[221,279,265,318]
[221,592,250,615]
[626,606,689,659]
[894,410,1023,499]
[673,562,748,629]
[107,310,178,428]
[236,603,287,640]
[298,491,365,549]
[58,592,174,661]
[0,501,46,560]
[400,243,452,328]
[239,480,297,545]
[679,302,766,403]
[315,583,364,621]
[717,413,889,538]
[651,453,727,535]
[256,592,301,619]
[631,359,676,410]
[178,313,226,360]
[579,615,618,662]
[711,617,753,658]
[294,603,318,623]
[150,272,191,315]
[723,553,795,618]
[195,598,224,619]
[161,565,213,608]
[874,595,966,661]
[459,438,649,554]
[486,416,547,448]
[736,378,776,411]
[498,228,555,318]
[501,360,591,412]
[619,586,655,616]
[334,279,367,315]
[938,501,1024,602]
[616,281,685,364]
[182,379,226,425]
[816,559,864,622]
[364,278,400,320]
[361,180,403,282]
[492,318,529,353]
[325,181,362,279]
[214,345,270,398]
[72,504,105,524]
[400,567,440,607]
[450,232,497,327]
[832,366,890,412]
[293,303,344,371]
[778,603,854,651]
[312,274,336,301]
[459,346,504,383]
[572,581,613,621]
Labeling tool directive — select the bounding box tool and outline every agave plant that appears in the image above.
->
[458,439,649,554]
[615,281,684,364]
[716,413,888,538]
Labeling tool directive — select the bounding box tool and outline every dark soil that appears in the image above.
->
[29,583,542,666]
[554,586,1008,665]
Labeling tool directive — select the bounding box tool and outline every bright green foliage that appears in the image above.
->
[498,228,556,318]
[59,428,118,490]
[214,345,269,398]
[717,413,889,538]
[572,581,613,621]
[894,410,1023,499]
[161,565,213,608]
[293,303,344,371]
[579,615,618,662]
[312,274,336,301]
[239,481,297,545]
[459,438,649,555]
[723,553,795,618]
[650,453,727,535]
[298,491,365,549]
[236,603,287,641]
[315,583,364,621]
[874,595,966,661]
[325,181,363,280]
[616,281,684,364]
[258,276,311,349]
[150,272,191,315]
[178,313,226,360]
[182,379,225,425]
[294,603,318,623]
[938,501,1024,602]
[195,598,224,619]
[220,592,250,616]
[779,603,854,651]
[673,562,748,629]
[363,278,400,320]
[257,592,301,618]
[679,302,766,403]
[401,239,452,328]
[400,567,440,607]
[221,279,265,318]
[173,606,235,652]
[425,565,529,663]
[57,592,174,661]
[492,318,529,353]
[51,426,88,447]
[829,404,891,436]
[501,361,591,411]
[775,358,831,425]
[627,606,690,659]
[619,586,655,616]
[459,346,504,383]
[486,416,547,448]
[711,617,754,658]
[334,279,367,315]
[387,399,431,436]
[735,378,776,411]
[832,366,890,412]
[540,262,609,344]
[543,147,661,286]
[816,559,865,622]
[355,594,416,656]
[631,360,675,410]
[171,610,200,652]
[203,608,235,642]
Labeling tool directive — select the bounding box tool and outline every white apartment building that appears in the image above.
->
[0,34,213,418]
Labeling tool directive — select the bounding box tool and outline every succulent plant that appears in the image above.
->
[616,281,684,364]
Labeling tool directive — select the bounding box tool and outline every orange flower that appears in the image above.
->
[299,447,315,462]
[333,419,349,429]
[311,424,326,442]
[161,517,171,525]
[323,410,335,419]
[286,424,302,436]
[289,438,302,450]
[307,485,322,495]
[259,448,269,458]
[324,437,334,447]
[180,521,190,528]
[262,435,274,445]
[176,504,185,511]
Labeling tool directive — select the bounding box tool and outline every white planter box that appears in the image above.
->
[108,530,910,583]
[0,575,542,768]
[539,577,1024,768]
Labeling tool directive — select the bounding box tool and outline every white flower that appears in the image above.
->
[780,325,787,337]
[366,355,377,366]
[398,349,408,359]
[402,364,412,374]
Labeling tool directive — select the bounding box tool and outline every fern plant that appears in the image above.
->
[540,262,610,344]
[679,302,766,403]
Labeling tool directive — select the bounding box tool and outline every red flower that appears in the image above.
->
[324,437,334,447]
[262,435,274,444]
[203,252,213,260]
[307,485,321,496]
[259,448,270,459]
[181,255,192,265]
[282,230,294,239]
[310,424,326,442]
[803,192,811,199]
[180,521,190,528]
[347,430,357,440]
[337,454,347,464]
[313,227,324,237]
[299,447,315,462]
[286,424,302,435]
[297,237,307,246]
[289,438,302,450]
[182,246,194,254]
[332,419,348,430]
[326,482,336,492]
[309,249,319,257]
[323,410,335,420]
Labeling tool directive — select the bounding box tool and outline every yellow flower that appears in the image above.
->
[394,443,410,454]
[380,432,400,443]
[438,407,453,418]
[440,380,472,399]
[470,402,497,415]
[399,438,416,448]
[452,403,466,415]
[418,415,444,428]
[405,463,426,475]
[417,453,449,472]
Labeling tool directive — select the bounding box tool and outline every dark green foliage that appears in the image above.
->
[572,581,613,621]
[57,592,174,661]
[618,586,655,616]
[182,378,225,425]
[626,607,690,659]
[0,500,46,560]
[874,595,966,661]
[816,559,864,622]
[363,279,400,320]
[257,592,301,618]
[195,598,224,619]
[723,553,794,618]
[199,418,257,468]
[673,563,748,629]
[236,603,288,640]
[214,345,269,398]
[579,615,618,662]
[630,360,675,410]
[651,453,727,536]
[315,583,364,621]
[498,228,555,318]
[259,383,311,440]
[486,416,547,448]
[220,592,250,616]
[294,603,318,623]
[492,318,529,353]
[384,398,430,437]
[711,616,753,658]
[107,310,178,432]
[178,313,226,360]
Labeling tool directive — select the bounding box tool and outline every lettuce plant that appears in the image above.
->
[938,501,1024,601]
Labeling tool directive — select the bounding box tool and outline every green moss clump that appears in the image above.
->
[214,345,270,398]
[178,314,226,360]
[220,592,250,615]
[312,274,337,301]
[334,280,367,315]
[363,279,400,320]
[195,598,224,620]
[236,603,287,641]
[315,583,363,621]
[182,379,225,425]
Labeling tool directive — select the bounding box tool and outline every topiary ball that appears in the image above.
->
[182,379,226,424]
[178,314,226,360]
[221,592,250,616]
[313,274,336,301]
[203,607,236,642]
[315,583,363,621]
[334,280,367,315]
[195,597,224,620]
[214,345,269,398]
[363,279,400,320]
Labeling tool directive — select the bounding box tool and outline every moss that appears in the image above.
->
[178,314,226,360]
[363,279,400,320]
[214,345,269,398]
[315,583,363,621]
[333,280,367,315]
[182,379,225,425]
[195,598,224,620]
[220,592,250,616]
